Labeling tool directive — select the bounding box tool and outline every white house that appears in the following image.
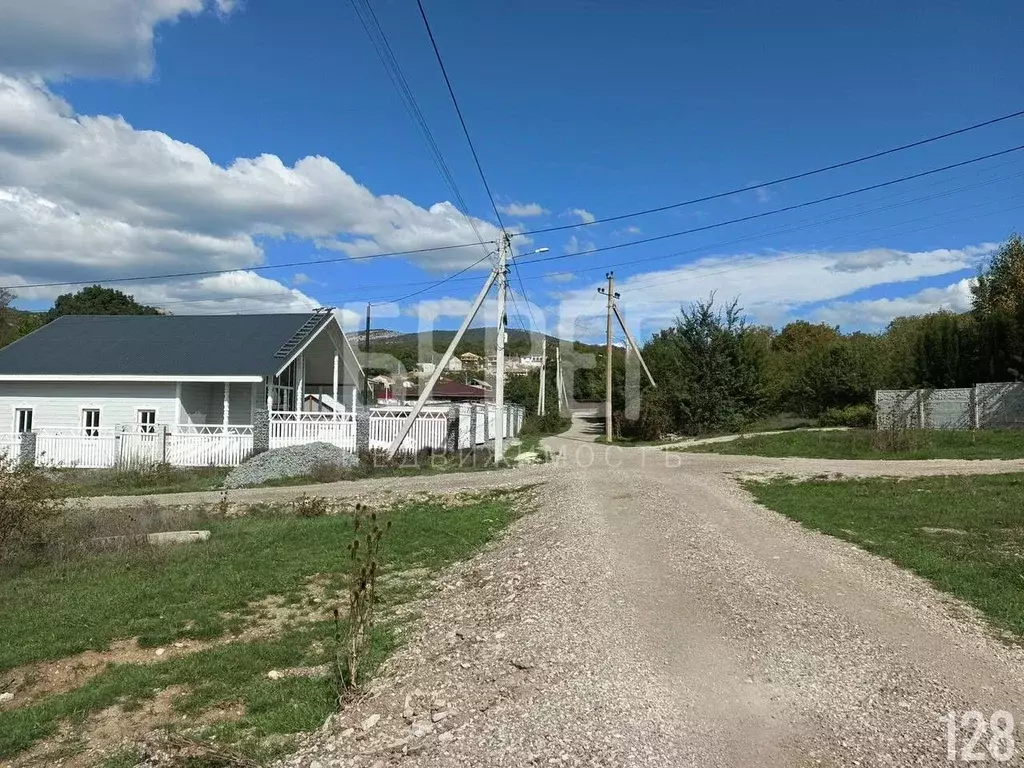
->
[0,310,365,466]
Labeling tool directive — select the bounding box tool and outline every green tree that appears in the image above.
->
[972,233,1024,380]
[43,285,161,323]
[641,297,766,436]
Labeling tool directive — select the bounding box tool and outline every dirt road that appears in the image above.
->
[278,414,1024,768]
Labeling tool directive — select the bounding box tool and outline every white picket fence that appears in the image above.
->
[2,403,524,470]
[370,406,449,454]
[36,429,118,469]
[269,412,356,451]
[0,433,21,462]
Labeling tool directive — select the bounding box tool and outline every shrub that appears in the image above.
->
[294,493,330,517]
[519,411,571,437]
[0,454,68,564]
[819,403,875,428]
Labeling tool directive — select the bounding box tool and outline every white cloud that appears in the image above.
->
[0,0,234,80]
[550,244,994,334]
[570,208,596,224]
[497,201,548,217]
[544,272,576,284]
[812,278,976,328]
[0,76,504,311]
[825,248,914,273]
[755,186,771,204]
[291,273,312,286]
[564,235,596,255]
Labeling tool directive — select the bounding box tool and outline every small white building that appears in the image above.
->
[0,310,364,466]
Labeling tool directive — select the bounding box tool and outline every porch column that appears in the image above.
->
[296,355,306,412]
[265,376,273,411]
[332,352,339,406]
[223,382,230,432]
[174,381,182,427]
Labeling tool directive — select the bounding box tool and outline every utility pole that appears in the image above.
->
[598,272,619,442]
[612,304,656,388]
[537,337,547,416]
[364,302,371,403]
[494,232,510,462]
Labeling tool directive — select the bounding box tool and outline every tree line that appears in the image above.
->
[623,234,1024,439]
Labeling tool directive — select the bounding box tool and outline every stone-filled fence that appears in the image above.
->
[875,382,1024,430]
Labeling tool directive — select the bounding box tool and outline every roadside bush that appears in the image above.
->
[819,403,875,428]
[635,388,677,440]
[519,411,571,437]
[0,455,68,564]
[871,422,922,454]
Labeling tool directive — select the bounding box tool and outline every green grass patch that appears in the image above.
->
[51,465,230,497]
[0,491,529,760]
[747,473,1024,638]
[675,428,1024,460]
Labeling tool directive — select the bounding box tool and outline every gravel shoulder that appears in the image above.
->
[279,416,1024,767]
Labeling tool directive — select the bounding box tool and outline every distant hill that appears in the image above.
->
[0,308,43,349]
[360,327,603,354]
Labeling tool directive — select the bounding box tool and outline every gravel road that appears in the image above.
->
[273,414,1024,768]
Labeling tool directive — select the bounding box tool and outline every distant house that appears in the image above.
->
[459,351,483,367]
[408,380,488,403]
[0,310,363,438]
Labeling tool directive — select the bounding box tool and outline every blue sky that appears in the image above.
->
[1,0,1022,342]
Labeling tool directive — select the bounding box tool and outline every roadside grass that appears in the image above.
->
[673,428,1024,460]
[0,490,531,762]
[59,444,547,498]
[599,413,817,446]
[746,473,1024,638]
[51,465,230,498]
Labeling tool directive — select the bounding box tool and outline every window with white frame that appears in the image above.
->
[138,409,157,434]
[14,408,33,434]
[82,408,101,437]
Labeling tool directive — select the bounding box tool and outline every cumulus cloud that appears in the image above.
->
[826,248,916,273]
[0,0,233,80]
[812,278,976,328]
[570,208,596,224]
[497,201,548,217]
[549,244,994,335]
[0,76,503,311]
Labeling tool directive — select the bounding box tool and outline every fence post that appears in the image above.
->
[917,389,926,429]
[483,404,491,442]
[469,404,479,447]
[445,405,459,454]
[18,431,36,467]
[356,406,370,456]
[971,385,980,429]
[252,408,270,455]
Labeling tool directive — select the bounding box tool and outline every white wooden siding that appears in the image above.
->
[0,381,177,432]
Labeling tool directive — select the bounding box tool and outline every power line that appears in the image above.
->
[415,0,505,231]
[516,107,1024,235]
[386,250,496,305]
[516,144,1024,267]
[6,239,492,292]
[348,0,493,261]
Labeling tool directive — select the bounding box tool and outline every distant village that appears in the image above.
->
[366,350,544,404]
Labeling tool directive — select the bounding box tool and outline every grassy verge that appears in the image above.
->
[600,414,818,446]
[50,465,230,497]
[0,490,531,763]
[746,473,1024,638]
[59,444,551,499]
[674,428,1024,460]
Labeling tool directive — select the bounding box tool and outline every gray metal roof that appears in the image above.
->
[0,313,333,377]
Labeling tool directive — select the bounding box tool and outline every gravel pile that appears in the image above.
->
[223,442,359,489]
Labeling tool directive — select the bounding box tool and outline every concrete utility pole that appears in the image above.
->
[537,337,547,416]
[364,302,371,403]
[598,272,619,442]
[385,267,498,458]
[613,304,657,388]
[494,232,511,462]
